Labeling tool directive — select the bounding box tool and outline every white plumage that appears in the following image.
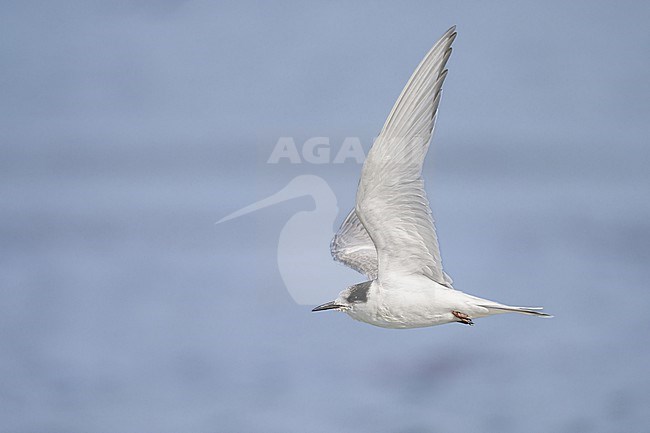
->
[314,26,550,328]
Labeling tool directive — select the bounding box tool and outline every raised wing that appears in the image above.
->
[331,207,453,285]
[354,26,456,285]
[330,209,378,279]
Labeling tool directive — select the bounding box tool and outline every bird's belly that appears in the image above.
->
[345,276,466,329]
[346,298,455,329]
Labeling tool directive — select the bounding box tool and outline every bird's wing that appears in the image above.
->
[354,26,456,285]
[330,209,378,279]
[330,208,453,285]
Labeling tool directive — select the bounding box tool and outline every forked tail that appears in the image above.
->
[480,304,553,318]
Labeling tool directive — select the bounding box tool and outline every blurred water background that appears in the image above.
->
[2,1,650,432]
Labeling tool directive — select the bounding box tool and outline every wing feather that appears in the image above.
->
[330,209,378,279]
[354,26,456,285]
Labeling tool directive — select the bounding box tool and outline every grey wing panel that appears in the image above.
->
[330,209,378,279]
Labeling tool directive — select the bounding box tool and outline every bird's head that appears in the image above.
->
[311,281,373,312]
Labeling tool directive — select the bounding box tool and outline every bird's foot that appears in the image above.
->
[452,310,474,326]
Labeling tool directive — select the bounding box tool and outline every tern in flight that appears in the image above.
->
[313,26,550,328]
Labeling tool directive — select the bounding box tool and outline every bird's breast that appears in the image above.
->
[345,277,457,328]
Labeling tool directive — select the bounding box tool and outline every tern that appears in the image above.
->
[313,26,551,328]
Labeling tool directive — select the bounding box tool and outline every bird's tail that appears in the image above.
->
[479,304,553,318]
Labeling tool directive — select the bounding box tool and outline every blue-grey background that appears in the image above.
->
[2,1,649,432]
